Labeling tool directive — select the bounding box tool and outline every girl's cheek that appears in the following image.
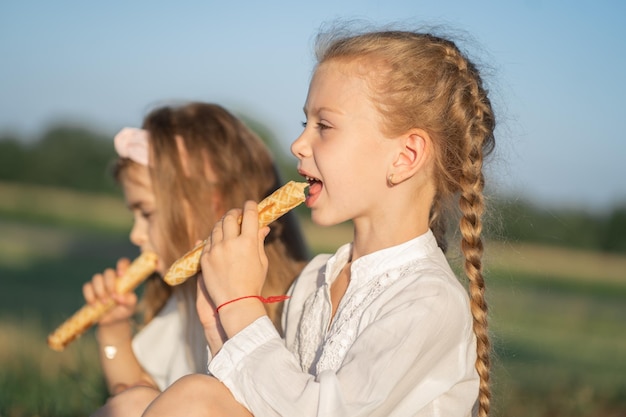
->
[149,230,161,253]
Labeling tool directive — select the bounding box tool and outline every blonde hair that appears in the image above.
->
[116,102,309,371]
[316,30,495,416]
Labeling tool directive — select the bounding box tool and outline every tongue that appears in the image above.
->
[309,181,323,196]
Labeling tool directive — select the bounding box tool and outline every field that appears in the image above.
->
[1,182,625,416]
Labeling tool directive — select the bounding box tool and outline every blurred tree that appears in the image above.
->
[0,124,119,194]
[600,205,626,253]
[0,135,27,181]
[28,125,118,192]
[489,196,626,254]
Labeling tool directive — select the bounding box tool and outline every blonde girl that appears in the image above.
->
[143,28,495,417]
[83,102,309,416]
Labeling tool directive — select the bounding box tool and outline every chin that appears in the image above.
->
[311,212,342,228]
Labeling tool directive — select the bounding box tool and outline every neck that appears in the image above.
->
[350,210,429,262]
[349,176,435,262]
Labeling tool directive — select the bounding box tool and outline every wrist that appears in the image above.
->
[216,297,268,338]
[96,319,133,345]
[215,295,289,314]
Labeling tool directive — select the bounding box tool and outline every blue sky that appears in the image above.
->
[1,0,625,211]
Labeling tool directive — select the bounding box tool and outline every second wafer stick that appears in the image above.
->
[47,251,158,351]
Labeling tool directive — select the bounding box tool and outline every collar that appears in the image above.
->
[324,229,440,286]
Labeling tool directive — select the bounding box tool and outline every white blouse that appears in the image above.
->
[209,230,479,416]
[132,295,200,391]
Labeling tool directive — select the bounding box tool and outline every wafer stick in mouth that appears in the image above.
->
[163,181,308,286]
[47,251,158,351]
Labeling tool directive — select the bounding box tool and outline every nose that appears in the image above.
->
[290,129,311,159]
[129,217,147,248]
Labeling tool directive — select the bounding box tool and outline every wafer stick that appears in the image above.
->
[163,181,308,286]
[47,251,158,351]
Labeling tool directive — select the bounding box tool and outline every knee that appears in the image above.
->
[142,375,253,417]
[142,374,219,417]
[91,385,160,417]
[167,374,217,399]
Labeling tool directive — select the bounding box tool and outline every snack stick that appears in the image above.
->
[255,181,308,227]
[164,181,308,286]
[47,251,158,351]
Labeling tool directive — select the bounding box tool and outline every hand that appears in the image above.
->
[200,201,270,307]
[83,258,138,326]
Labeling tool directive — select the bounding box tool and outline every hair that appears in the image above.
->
[315,30,496,417]
[115,102,309,371]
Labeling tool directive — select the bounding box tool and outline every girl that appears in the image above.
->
[144,28,495,417]
[83,102,309,416]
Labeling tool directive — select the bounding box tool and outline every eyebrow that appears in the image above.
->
[302,106,344,117]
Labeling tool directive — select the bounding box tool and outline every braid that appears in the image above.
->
[442,41,495,417]
[459,158,491,417]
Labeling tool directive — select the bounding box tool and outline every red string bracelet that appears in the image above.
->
[215,295,290,314]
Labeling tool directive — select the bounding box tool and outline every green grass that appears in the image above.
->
[0,318,108,417]
[488,268,626,417]
[0,219,134,417]
[1,183,625,417]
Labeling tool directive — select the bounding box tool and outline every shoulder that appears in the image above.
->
[135,295,182,341]
[374,256,473,334]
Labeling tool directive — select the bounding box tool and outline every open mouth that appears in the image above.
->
[305,175,322,189]
[304,175,323,205]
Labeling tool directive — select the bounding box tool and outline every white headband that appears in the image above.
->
[113,127,149,166]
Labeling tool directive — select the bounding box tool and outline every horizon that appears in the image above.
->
[1,0,625,211]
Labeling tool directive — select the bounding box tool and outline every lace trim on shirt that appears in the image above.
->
[293,260,422,375]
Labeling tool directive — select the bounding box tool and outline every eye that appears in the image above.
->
[317,122,331,130]
[301,121,308,128]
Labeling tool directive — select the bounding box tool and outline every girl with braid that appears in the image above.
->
[143,27,496,417]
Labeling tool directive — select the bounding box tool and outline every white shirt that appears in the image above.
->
[132,295,197,391]
[209,230,479,416]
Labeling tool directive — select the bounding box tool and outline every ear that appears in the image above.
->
[388,129,431,184]
[175,135,192,177]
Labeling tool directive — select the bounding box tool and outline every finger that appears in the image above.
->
[83,281,96,304]
[91,273,109,303]
[210,219,224,247]
[112,291,137,307]
[103,269,117,293]
[240,201,260,237]
[222,208,243,240]
[258,226,271,253]
[116,257,131,276]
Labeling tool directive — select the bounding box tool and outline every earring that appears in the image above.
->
[387,174,396,187]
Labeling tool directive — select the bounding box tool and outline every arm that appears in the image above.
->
[210,278,478,417]
[198,201,271,353]
[83,259,157,394]
[196,277,227,358]
[95,320,157,394]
